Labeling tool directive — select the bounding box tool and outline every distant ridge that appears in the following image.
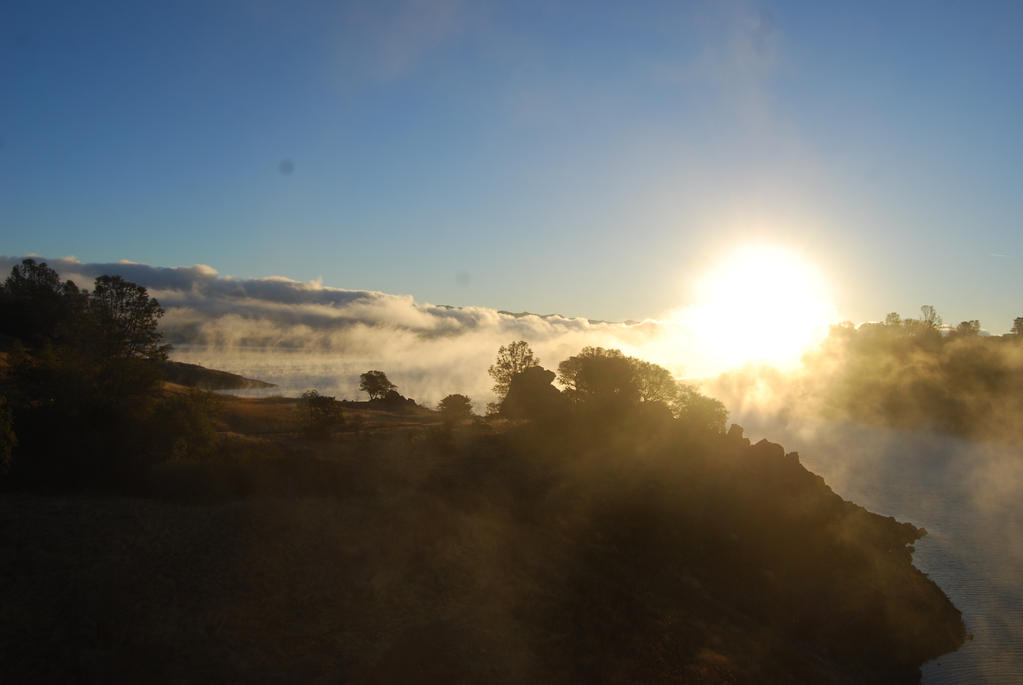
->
[163,361,276,390]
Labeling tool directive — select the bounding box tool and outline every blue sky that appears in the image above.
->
[2,0,1022,330]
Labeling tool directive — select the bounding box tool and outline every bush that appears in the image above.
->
[298,390,344,439]
[438,394,473,422]
[148,390,220,461]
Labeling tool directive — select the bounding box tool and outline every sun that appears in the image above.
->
[677,244,839,373]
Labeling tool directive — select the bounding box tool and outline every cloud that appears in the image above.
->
[0,255,690,408]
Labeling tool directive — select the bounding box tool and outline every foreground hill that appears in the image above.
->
[0,395,966,683]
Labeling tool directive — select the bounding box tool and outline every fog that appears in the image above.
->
[716,414,1023,684]
[706,349,1023,683]
[1,256,717,408]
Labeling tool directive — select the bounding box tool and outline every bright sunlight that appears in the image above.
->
[677,244,839,373]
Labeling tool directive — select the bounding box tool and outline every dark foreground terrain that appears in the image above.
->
[0,393,966,684]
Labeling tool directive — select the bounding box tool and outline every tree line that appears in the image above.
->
[0,258,727,485]
[800,304,1023,441]
[304,340,727,435]
[0,259,214,486]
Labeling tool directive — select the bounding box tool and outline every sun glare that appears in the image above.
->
[678,245,839,373]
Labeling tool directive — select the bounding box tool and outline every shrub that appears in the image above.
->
[298,390,344,439]
[438,394,473,422]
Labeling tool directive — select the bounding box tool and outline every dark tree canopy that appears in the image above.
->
[674,384,729,433]
[557,347,683,407]
[488,341,540,400]
[438,394,473,421]
[90,275,168,360]
[359,370,397,400]
[0,260,175,486]
[1012,317,1023,337]
[1,260,168,361]
[954,320,980,337]
[557,347,638,403]
[0,259,84,345]
[631,358,680,405]
[554,346,727,429]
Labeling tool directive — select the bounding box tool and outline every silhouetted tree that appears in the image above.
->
[1012,317,1023,338]
[884,312,902,327]
[89,275,169,360]
[557,347,679,410]
[557,347,638,404]
[631,359,679,405]
[1,262,172,486]
[0,259,84,345]
[920,305,942,330]
[488,341,540,400]
[954,320,980,337]
[438,394,473,422]
[673,384,728,433]
[359,370,397,400]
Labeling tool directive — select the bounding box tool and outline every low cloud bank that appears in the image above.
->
[0,257,700,408]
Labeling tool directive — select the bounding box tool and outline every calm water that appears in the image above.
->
[737,419,1023,684]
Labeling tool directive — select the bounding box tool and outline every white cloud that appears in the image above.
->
[0,255,689,409]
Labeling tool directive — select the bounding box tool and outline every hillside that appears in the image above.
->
[0,394,966,683]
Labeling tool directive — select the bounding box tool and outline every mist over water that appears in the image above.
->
[729,413,1023,685]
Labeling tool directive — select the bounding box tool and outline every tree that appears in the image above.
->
[673,384,728,433]
[954,320,980,337]
[359,370,397,400]
[89,275,169,360]
[884,312,902,327]
[557,347,637,403]
[2,266,171,485]
[920,305,942,330]
[1012,317,1023,337]
[488,341,540,400]
[2,258,63,296]
[437,394,473,422]
[556,347,680,409]
[631,359,680,405]
[0,259,84,345]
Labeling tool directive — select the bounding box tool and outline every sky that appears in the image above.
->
[2,0,1023,331]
